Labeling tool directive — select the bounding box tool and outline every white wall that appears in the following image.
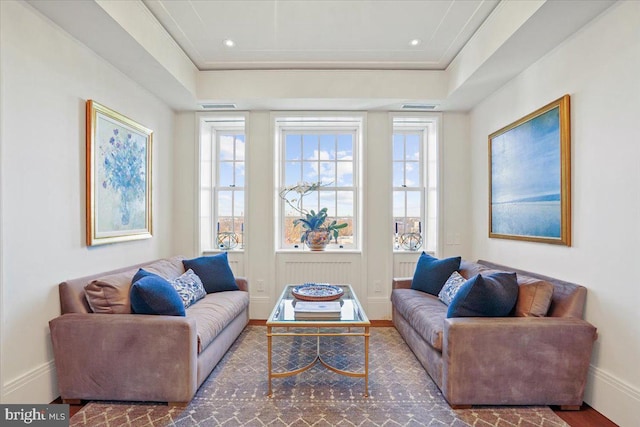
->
[468,2,640,426]
[0,0,176,403]
[172,112,198,257]
[442,113,472,258]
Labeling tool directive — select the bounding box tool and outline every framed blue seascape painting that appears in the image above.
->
[86,100,153,246]
[489,95,571,245]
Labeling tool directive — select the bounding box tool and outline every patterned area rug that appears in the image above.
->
[70,326,568,426]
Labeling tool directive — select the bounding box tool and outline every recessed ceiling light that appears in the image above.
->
[409,39,421,47]
[223,38,235,48]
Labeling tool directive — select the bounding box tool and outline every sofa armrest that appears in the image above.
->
[235,277,249,292]
[392,277,413,290]
[442,317,597,407]
[49,313,198,403]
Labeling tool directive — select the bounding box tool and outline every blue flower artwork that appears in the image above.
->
[88,100,152,245]
[101,128,146,225]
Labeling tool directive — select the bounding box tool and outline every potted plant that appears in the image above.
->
[279,181,348,251]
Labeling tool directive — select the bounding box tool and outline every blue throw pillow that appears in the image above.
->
[447,272,519,318]
[410,252,462,296]
[182,253,239,294]
[132,268,157,284]
[130,275,185,316]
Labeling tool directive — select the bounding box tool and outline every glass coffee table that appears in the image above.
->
[266,284,371,397]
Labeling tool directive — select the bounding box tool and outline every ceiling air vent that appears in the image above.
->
[199,103,237,110]
[401,104,437,110]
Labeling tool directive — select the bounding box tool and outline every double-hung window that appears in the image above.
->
[199,116,246,252]
[276,116,362,250]
[392,116,438,253]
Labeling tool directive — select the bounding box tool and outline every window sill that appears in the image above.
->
[203,249,245,255]
[277,249,362,254]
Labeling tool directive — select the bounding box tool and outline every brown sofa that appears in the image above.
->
[49,256,249,405]
[391,259,597,409]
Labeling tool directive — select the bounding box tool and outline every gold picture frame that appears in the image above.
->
[489,95,571,245]
[86,100,153,246]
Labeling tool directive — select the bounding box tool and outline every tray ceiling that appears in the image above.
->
[142,0,500,70]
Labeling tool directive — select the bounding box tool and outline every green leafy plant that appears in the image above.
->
[293,207,347,242]
[280,181,348,243]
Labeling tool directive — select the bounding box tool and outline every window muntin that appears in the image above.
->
[393,131,424,245]
[392,116,437,253]
[215,132,245,248]
[277,118,360,250]
[199,117,246,252]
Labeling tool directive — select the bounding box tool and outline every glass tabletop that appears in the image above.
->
[267,284,370,325]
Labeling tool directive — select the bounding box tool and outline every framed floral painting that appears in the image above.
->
[86,100,153,246]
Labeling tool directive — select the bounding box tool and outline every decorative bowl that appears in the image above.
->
[292,283,344,301]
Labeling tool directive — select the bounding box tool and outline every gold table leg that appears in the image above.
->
[267,325,273,397]
[268,327,370,398]
[364,326,369,397]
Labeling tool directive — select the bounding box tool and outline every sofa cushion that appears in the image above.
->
[447,272,519,318]
[84,257,186,314]
[130,275,185,316]
[391,289,448,351]
[142,256,185,281]
[459,261,554,317]
[132,268,156,284]
[170,269,206,309]
[133,268,204,309]
[84,269,138,314]
[458,260,492,280]
[411,252,461,296]
[514,276,554,317]
[187,290,250,353]
[183,253,239,294]
[438,271,467,306]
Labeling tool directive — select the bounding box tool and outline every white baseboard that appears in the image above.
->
[584,364,640,427]
[2,359,58,404]
[366,297,391,320]
[249,296,272,319]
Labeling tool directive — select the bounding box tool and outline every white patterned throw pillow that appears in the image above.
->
[170,269,206,308]
[438,271,467,306]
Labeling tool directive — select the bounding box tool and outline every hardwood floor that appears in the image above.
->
[552,404,619,427]
[50,398,83,418]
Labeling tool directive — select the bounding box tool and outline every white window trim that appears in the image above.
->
[197,113,249,254]
[393,129,425,247]
[273,112,365,252]
[390,112,443,256]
